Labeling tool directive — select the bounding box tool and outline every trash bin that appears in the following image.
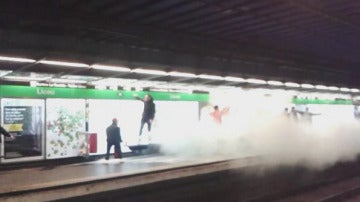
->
[89,133,97,153]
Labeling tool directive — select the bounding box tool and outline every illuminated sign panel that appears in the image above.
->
[0,85,209,102]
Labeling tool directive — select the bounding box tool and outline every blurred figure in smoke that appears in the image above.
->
[298,107,320,124]
[135,94,156,137]
[302,107,312,123]
[283,107,290,119]
[210,105,229,124]
[354,106,360,121]
[290,106,298,122]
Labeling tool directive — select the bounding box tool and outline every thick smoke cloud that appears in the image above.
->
[157,89,360,170]
[159,116,360,170]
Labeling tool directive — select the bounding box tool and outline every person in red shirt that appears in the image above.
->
[210,105,229,124]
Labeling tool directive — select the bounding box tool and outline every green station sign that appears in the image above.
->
[292,98,353,105]
[0,85,209,102]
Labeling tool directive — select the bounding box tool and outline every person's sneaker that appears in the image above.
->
[105,157,109,160]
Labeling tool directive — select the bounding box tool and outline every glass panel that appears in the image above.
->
[1,99,44,159]
[88,100,140,154]
[88,99,199,154]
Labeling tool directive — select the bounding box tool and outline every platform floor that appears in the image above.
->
[0,154,255,198]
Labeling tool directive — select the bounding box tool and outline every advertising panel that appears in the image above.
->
[46,99,85,159]
[1,99,44,159]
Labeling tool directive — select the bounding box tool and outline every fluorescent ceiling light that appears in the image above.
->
[0,56,36,63]
[91,78,137,86]
[39,60,89,68]
[267,80,283,86]
[168,71,197,78]
[50,78,87,84]
[285,82,300,87]
[224,76,245,82]
[198,74,224,80]
[3,76,50,81]
[315,85,329,90]
[340,87,350,92]
[301,84,315,89]
[328,86,339,91]
[350,88,360,93]
[95,85,106,90]
[163,85,193,92]
[245,78,266,84]
[0,70,12,77]
[132,68,168,76]
[91,64,131,72]
[193,86,213,92]
[68,84,86,88]
[61,75,101,81]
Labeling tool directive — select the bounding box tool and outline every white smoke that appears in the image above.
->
[156,88,360,170]
[244,118,360,169]
[158,116,360,170]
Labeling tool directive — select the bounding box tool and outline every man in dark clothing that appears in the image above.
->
[0,125,13,143]
[136,94,155,136]
[105,118,122,160]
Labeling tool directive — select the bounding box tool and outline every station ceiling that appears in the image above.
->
[0,0,359,87]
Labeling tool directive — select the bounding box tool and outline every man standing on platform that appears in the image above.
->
[105,118,122,160]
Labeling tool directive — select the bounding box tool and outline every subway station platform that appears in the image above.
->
[0,154,259,202]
